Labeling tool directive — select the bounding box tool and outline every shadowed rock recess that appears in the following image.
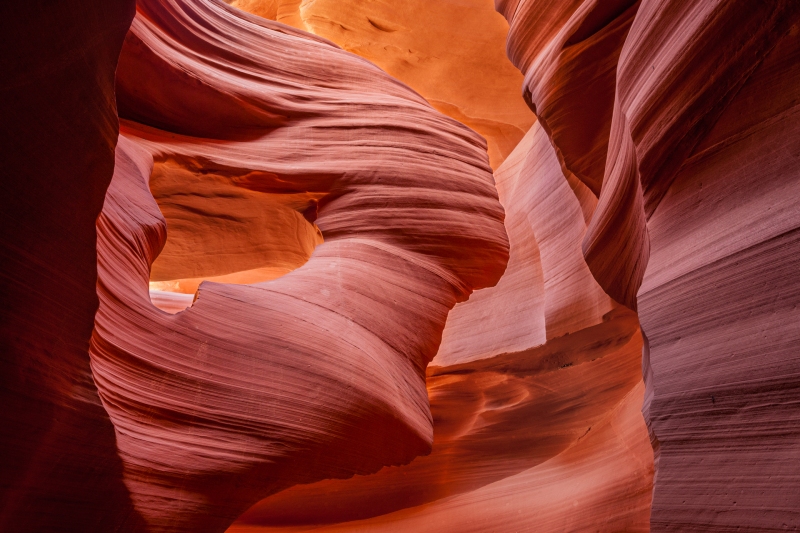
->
[0,1,798,532]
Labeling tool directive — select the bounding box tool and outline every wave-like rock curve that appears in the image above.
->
[4,0,799,531]
[227,0,536,169]
[499,0,800,529]
[89,1,508,531]
[228,120,653,532]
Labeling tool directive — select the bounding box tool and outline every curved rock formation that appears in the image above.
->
[638,18,800,531]
[4,0,799,531]
[228,121,652,532]
[503,0,639,196]
[501,0,799,310]
[227,0,535,169]
[436,122,613,366]
[498,0,800,530]
[499,0,643,308]
[146,157,323,295]
[230,309,651,532]
[89,0,508,531]
[233,383,650,533]
[0,3,142,532]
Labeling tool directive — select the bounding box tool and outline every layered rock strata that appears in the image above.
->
[228,0,535,169]
[229,122,653,532]
[638,19,800,531]
[89,0,508,531]
[498,0,800,530]
[3,0,798,531]
[239,1,800,530]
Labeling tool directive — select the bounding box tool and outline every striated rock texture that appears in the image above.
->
[232,381,649,533]
[499,0,800,530]
[5,0,799,532]
[437,122,612,366]
[146,157,323,295]
[89,0,508,531]
[227,0,535,169]
[498,0,643,308]
[228,121,653,532]
[638,18,800,532]
[0,3,143,532]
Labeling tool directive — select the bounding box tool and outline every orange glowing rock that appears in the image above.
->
[228,0,535,169]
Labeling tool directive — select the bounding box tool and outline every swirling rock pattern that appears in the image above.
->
[227,0,535,169]
[228,121,652,532]
[499,0,800,530]
[90,0,508,531]
[231,310,651,532]
[4,0,799,531]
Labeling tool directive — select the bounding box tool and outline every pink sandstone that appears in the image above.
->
[2,1,799,531]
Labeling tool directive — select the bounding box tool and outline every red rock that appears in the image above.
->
[500,0,800,530]
[498,0,643,308]
[435,126,547,365]
[639,19,800,531]
[506,0,639,195]
[227,120,651,532]
[0,3,141,532]
[437,121,613,366]
[88,1,508,531]
[230,308,652,532]
[5,0,799,530]
[586,0,799,310]
[227,0,535,169]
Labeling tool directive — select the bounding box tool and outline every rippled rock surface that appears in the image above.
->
[2,1,798,532]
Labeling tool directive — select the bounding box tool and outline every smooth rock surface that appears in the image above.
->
[228,122,652,532]
[436,121,612,366]
[639,19,800,531]
[228,0,535,169]
[231,308,652,532]
[0,3,141,532]
[90,1,508,531]
[499,0,800,530]
[4,1,799,531]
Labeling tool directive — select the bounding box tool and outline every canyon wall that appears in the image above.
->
[0,3,143,532]
[2,1,509,531]
[230,0,800,530]
[92,0,508,531]
[498,0,800,530]
[638,17,800,531]
[1,0,798,532]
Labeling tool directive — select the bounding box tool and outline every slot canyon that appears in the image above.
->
[1,1,798,532]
